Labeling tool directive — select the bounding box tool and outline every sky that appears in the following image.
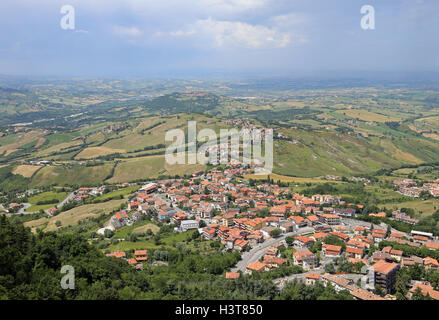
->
[0,0,438,78]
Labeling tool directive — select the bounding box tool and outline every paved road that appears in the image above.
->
[232,227,314,273]
[57,192,75,209]
[17,203,34,215]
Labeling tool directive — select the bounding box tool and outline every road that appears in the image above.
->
[231,226,314,273]
[17,203,34,215]
[57,192,76,209]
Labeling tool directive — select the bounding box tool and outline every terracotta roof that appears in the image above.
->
[372,259,399,274]
[225,272,240,279]
[247,261,268,271]
[306,273,320,280]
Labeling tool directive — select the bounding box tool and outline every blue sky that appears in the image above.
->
[0,0,438,78]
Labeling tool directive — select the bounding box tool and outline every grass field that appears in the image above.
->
[383,199,439,216]
[30,164,114,187]
[244,173,344,184]
[93,185,139,201]
[26,191,69,212]
[335,109,402,123]
[12,165,42,178]
[42,199,125,231]
[113,220,160,238]
[108,155,205,183]
[75,146,126,159]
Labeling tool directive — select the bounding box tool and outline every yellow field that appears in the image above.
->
[108,154,205,183]
[43,199,125,231]
[12,165,42,178]
[34,137,46,148]
[383,199,439,216]
[244,173,344,184]
[24,217,49,232]
[75,146,126,159]
[35,140,83,157]
[0,130,45,157]
[335,109,401,123]
[423,133,439,141]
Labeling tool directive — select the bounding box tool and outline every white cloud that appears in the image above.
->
[193,18,291,48]
[112,25,143,37]
[169,30,196,37]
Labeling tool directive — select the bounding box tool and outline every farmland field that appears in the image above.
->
[12,165,42,178]
[335,109,402,123]
[41,199,125,231]
[75,146,126,159]
[25,191,69,212]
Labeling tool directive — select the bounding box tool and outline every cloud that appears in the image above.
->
[169,30,196,37]
[112,25,143,37]
[192,18,291,49]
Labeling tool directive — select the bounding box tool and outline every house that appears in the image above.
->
[312,232,328,242]
[329,231,349,242]
[345,247,363,259]
[350,288,386,300]
[334,208,356,217]
[225,272,240,279]
[263,256,288,268]
[293,249,319,270]
[321,273,354,293]
[369,259,400,294]
[270,205,287,217]
[246,261,268,274]
[140,183,158,194]
[294,235,315,248]
[401,255,424,267]
[180,219,199,232]
[353,226,366,235]
[48,207,58,216]
[426,242,439,250]
[305,273,320,285]
[288,215,307,228]
[134,250,148,262]
[234,239,249,252]
[106,251,126,259]
[172,212,188,225]
[279,221,295,233]
[306,215,319,226]
[408,283,439,300]
[128,201,140,210]
[423,257,439,270]
[381,246,403,262]
[413,235,429,244]
[202,226,217,240]
[321,243,342,257]
[318,214,341,225]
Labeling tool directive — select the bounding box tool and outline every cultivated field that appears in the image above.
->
[12,165,42,178]
[75,146,126,159]
[44,199,125,231]
[335,109,402,123]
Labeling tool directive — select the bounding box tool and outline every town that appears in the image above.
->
[15,161,436,301]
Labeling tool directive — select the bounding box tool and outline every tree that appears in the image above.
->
[270,229,282,238]
[104,229,114,238]
[373,285,385,297]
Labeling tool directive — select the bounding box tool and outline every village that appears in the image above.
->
[52,162,439,301]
